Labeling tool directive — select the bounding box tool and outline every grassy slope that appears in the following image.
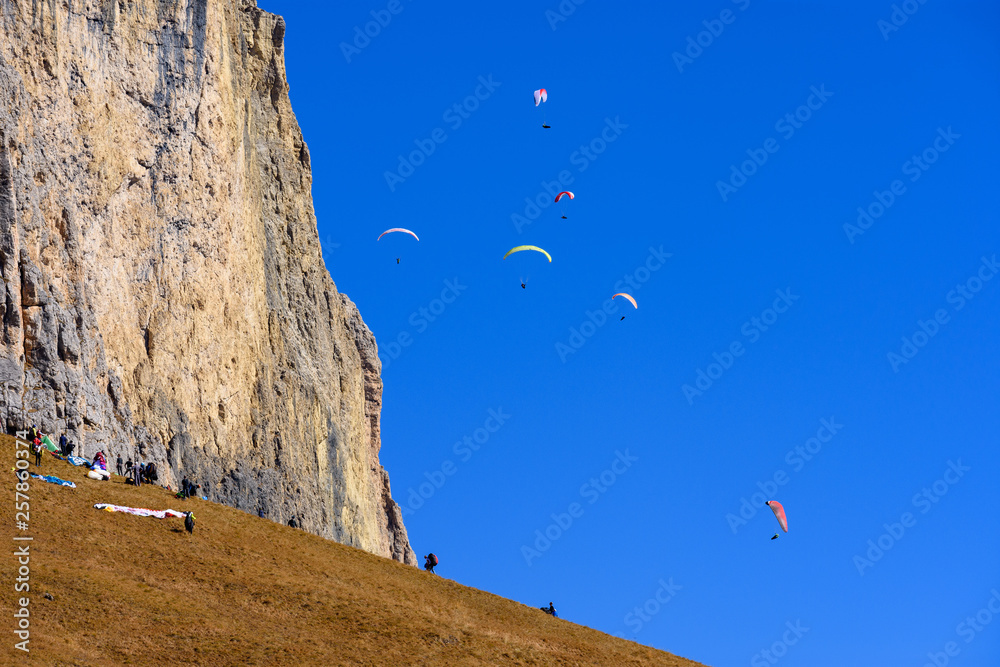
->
[1,435,706,666]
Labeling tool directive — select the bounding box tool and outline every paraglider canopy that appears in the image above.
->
[503,245,552,263]
[612,293,637,309]
[377,228,419,242]
[533,88,548,106]
[554,191,574,203]
[766,501,788,533]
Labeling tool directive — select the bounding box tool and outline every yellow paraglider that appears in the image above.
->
[503,245,552,263]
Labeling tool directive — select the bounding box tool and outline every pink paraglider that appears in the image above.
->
[766,500,788,534]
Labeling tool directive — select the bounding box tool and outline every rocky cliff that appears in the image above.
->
[0,0,416,565]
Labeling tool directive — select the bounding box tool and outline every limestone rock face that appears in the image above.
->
[0,0,416,565]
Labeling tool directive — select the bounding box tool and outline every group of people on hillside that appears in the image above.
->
[24,425,203,500]
[120,457,159,487]
[27,424,76,466]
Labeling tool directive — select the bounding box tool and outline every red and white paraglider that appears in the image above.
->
[554,190,574,219]
[533,88,551,128]
[766,500,788,540]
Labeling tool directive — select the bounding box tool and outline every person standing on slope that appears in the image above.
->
[424,553,437,574]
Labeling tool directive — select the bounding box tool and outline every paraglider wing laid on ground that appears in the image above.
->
[554,191,574,203]
[30,473,76,489]
[503,245,552,262]
[376,228,420,242]
[533,88,547,106]
[612,293,638,309]
[767,501,788,533]
[94,504,187,519]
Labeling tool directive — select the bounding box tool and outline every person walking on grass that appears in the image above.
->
[32,437,43,467]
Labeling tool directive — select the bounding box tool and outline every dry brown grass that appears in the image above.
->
[1,435,707,666]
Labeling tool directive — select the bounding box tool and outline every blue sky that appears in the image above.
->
[273,1,999,664]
